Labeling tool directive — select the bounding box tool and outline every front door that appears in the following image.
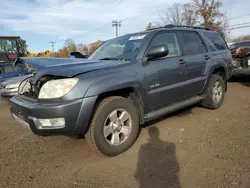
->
[143,31,187,112]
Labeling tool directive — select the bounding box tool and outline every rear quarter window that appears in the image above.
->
[203,32,228,51]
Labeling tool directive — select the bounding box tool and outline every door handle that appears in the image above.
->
[204,55,210,60]
[179,59,187,65]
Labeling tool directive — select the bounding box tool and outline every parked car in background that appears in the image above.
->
[229,41,250,76]
[10,25,233,156]
[0,74,31,99]
[229,40,250,57]
[0,63,30,83]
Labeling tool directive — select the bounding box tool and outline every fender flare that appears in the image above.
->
[201,64,227,94]
[85,75,147,123]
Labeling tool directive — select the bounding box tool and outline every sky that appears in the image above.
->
[0,0,249,53]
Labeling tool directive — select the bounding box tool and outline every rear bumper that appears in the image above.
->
[232,67,250,76]
[10,95,97,136]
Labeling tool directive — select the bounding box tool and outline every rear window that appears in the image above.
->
[203,32,228,51]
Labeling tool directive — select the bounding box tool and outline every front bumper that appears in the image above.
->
[10,95,97,136]
[232,67,250,76]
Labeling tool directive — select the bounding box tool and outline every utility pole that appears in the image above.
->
[49,41,56,56]
[112,20,121,37]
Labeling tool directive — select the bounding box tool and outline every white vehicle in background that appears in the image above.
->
[0,74,31,99]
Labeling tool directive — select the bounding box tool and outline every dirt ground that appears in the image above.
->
[0,80,250,188]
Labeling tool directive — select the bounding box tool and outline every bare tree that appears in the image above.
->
[182,3,198,25]
[64,38,77,52]
[158,3,198,26]
[192,0,229,37]
[192,0,224,26]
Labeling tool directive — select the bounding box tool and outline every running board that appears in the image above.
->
[144,95,206,122]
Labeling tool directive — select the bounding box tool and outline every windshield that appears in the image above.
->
[0,38,17,53]
[88,33,148,60]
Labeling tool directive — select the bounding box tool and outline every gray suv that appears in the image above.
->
[10,25,233,156]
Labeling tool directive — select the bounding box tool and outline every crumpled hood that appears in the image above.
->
[18,57,130,79]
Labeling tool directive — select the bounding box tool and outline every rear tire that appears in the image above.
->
[85,96,140,156]
[201,74,225,109]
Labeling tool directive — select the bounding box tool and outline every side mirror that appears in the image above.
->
[146,45,169,60]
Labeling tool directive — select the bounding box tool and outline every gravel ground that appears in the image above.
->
[0,81,250,188]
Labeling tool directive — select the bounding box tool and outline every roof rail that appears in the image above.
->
[164,24,210,30]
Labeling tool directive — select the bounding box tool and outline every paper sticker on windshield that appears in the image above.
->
[129,35,146,41]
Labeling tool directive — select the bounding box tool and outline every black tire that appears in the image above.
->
[201,74,225,110]
[85,96,140,156]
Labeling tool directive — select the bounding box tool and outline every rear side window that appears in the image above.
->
[179,31,207,55]
[3,65,14,74]
[150,32,181,57]
[204,32,228,51]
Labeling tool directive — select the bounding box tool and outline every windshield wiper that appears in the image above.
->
[99,57,120,60]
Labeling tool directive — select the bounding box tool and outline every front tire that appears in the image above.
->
[85,96,140,156]
[201,74,225,109]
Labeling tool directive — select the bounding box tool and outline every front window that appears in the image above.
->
[88,33,148,61]
[0,38,17,53]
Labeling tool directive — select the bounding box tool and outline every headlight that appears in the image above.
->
[5,83,20,89]
[38,78,79,99]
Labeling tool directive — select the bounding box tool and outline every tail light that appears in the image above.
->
[8,54,18,59]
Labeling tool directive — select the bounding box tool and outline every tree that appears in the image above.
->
[182,3,198,26]
[64,38,77,53]
[192,0,228,37]
[146,23,153,30]
[231,35,250,42]
[77,43,89,55]
[19,39,28,56]
[159,3,198,26]
[89,40,104,54]
[44,50,51,57]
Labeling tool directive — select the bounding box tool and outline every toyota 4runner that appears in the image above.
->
[10,25,233,156]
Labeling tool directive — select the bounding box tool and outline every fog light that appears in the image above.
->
[36,118,65,129]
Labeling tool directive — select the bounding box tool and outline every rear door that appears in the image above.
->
[177,31,209,98]
[144,31,188,111]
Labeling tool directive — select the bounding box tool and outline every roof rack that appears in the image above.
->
[164,24,210,30]
[0,36,20,38]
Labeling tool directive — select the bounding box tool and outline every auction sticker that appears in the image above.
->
[129,35,146,40]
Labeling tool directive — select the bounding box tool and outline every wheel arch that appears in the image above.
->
[94,87,145,125]
[201,65,227,94]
